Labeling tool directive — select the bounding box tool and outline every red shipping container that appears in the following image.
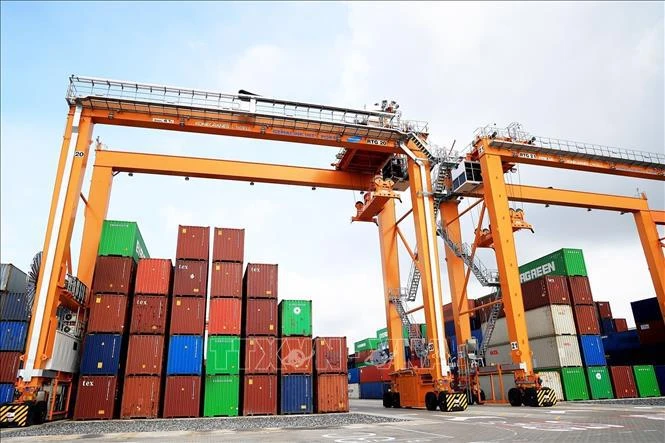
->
[314,337,347,374]
[568,276,594,305]
[92,256,136,295]
[595,301,613,320]
[610,366,637,398]
[135,258,172,295]
[573,304,601,335]
[243,374,277,415]
[173,260,208,297]
[130,295,169,334]
[208,298,242,335]
[176,225,210,261]
[637,320,665,345]
[280,337,313,374]
[210,262,243,298]
[244,298,277,336]
[73,375,118,420]
[613,318,628,332]
[443,299,475,320]
[87,294,130,333]
[212,227,245,263]
[245,336,278,374]
[125,335,165,375]
[355,350,373,366]
[0,351,21,383]
[170,297,205,335]
[243,263,278,298]
[315,373,348,413]
[520,275,570,312]
[121,376,161,418]
[359,364,392,383]
[162,375,201,418]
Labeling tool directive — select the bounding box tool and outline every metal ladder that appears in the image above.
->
[479,289,503,360]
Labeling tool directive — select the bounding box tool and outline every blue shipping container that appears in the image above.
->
[471,328,483,346]
[602,330,640,353]
[0,293,31,322]
[631,298,660,324]
[580,335,606,366]
[654,365,665,395]
[280,375,312,414]
[444,320,455,337]
[0,321,28,351]
[167,335,203,375]
[80,334,123,375]
[359,382,389,399]
[600,318,615,336]
[0,383,15,404]
[348,367,360,384]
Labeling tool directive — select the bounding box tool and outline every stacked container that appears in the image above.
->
[204,227,244,417]
[242,262,278,416]
[0,264,29,404]
[279,300,313,414]
[122,258,172,419]
[313,337,348,413]
[164,225,209,418]
[631,298,665,347]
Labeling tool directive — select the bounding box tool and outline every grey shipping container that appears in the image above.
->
[0,264,27,293]
[485,335,582,369]
[485,304,577,345]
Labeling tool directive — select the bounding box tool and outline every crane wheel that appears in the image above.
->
[538,387,557,407]
[523,388,538,407]
[392,393,401,408]
[425,392,438,411]
[508,388,523,407]
[382,392,395,408]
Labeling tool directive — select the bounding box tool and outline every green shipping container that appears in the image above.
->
[204,375,239,416]
[560,367,590,401]
[519,248,587,283]
[633,365,661,398]
[420,324,427,338]
[354,338,380,353]
[586,367,614,400]
[206,336,240,375]
[376,327,409,342]
[97,220,149,263]
[279,300,312,336]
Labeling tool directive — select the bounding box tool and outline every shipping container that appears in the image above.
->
[610,366,637,398]
[204,375,239,416]
[636,320,665,345]
[134,258,173,295]
[586,366,614,400]
[46,331,81,373]
[120,376,161,418]
[348,367,360,384]
[166,335,203,375]
[98,220,149,262]
[315,373,348,412]
[280,337,313,374]
[537,370,564,401]
[573,304,601,335]
[162,375,201,418]
[520,275,571,311]
[243,374,277,415]
[359,382,388,399]
[87,294,130,334]
[654,365,665,395]
[73,375,118,420]
[567,276,594,306]
[613,318,628,332]
[631,297,660,324]
[0,383,14,404]
[243,263,278,298]
[125,335,165,376]
[176,225,210,261]
[600,318,615,336]
[0,321,28,351]
[80,334,123,375]
[602,330,640,354]
[130,295,169,334]
[280,374,313,414]
[208,297,242,335]
[212,227,245,263]
[355,350,373,366]
[244,336,277,374]
[354,338,380,353]
[359,365,391,383]
[478,371,515,402]
[348,383,360,400]
[244,298,277,336]
[0,293,31,322]
[210,262,243,298]
[633,365,661,398]
[595,301,612,320]
[314,337,347,374]
[485,336,582,369]
[173,260,208,297]
[92,256,136,295]
[560,367,590,401]
[0,264,27,293]
[279,300,312,337]
[519,248,587,283]
[169,296,205,335]
[579,335,606,366]
[207,336,240,375]
[486,304,577,345]
[0,352,21,383]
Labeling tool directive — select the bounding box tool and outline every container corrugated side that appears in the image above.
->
[0,264,27,293]
[519,248,587,283]
[80,334,123,375]
[73,375,118,420]
[134,258,172,296]
[315,373,348,412]
[359,365,391,383]
[44,331,81,373]
[0,321,28,351]
[478,372,515,402]
[243,374,277,415]
[348,383,360,399]
[173,260,208,297]
[586,367,614,399]
[280,337,313,374]
[354,338,380,353]
[595,301,612,319]
[487,336,582,368]
[212,227,245,263]
[0,293,31,322]
[279,300,312,337]
[87,294,130,334]
[579,335,606,366]
[560,367,590,401]
[120,376,161,418]
[176,225,210,261]
[359,382,387,399]
[613,318,628,332]
[170,296,206,335]
[98,220,149,263]
[537,370,564,400]
[632,365,661,398]
[0,351,21,383]
[520,275,571,311]
[348,367,360,384]
[567,276,594,305]
[204,375,239,416]
[208,297,242,335]
[280,374,313,414]
[314,337,347,374]
[125,335,165,376]
[630,297,661,324]
[573,304,601,335]
[0,383,14,404]
[610,366,637,398]
[163,376,200,418]
[130,295,169,334]
[243,263,278,298]
[207,336,240,375]
[210,262,243,298]
[244,298,277,336]
[486,304,577,345]
[244,336,277,374]
[91,256,136,295]
[166,335,203,376]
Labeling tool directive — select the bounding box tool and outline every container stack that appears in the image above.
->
[241,263,279,415]
[313,336,348,413]
[121,258,172,419]
[163,225,209,418]
[204,227,244,417]
[75,220,146,420]
[0,264,29,404]
[278,300,313,414]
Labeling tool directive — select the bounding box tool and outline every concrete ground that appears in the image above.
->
[3,399,665,442]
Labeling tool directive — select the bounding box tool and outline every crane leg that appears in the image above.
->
[634,210,665,323]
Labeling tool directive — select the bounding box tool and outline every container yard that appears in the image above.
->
[2,3,665,442]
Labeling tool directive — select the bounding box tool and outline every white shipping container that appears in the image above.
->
[484,335,582,369]
[537,370,565,401]
[484,305,577,345]
[348,383,360,400]
[44,331,81,373]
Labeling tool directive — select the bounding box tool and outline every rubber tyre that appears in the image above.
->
[523,388,538,407]
[508,387,523,407]
[437,392,448,412]
[466,391,475,405]
[383,392,394,408]
[425,392,438,411]
[541,387,557,407]
[479,389,486,402]
[392,392,401,408]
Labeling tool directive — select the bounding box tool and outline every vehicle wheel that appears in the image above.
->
[383,392,394,408]
[466,391,475,405]
[392,392,401,408]
[523,388,538,407]
[479,389,486,402]
[425,392,438,411]
[508,387,523,407]
[541,387,557,407]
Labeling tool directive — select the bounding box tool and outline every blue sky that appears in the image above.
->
[2,2,664,344]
